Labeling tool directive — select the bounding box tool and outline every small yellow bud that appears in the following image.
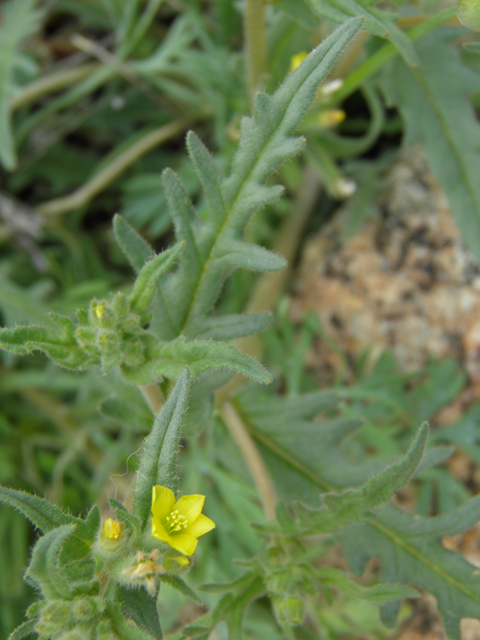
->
[317,109,346,128]
[103,518,123,541]
[94,303,105,320]
[289,51,308,73]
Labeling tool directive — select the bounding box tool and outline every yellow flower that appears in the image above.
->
[151,485,215,556]
[102,518,123,541]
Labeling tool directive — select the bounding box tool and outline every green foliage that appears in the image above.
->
[379,32,480,264]
[133,368,190,526]
[2,2,480,639]
[0,0,43,170]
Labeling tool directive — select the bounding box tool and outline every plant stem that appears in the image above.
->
[139,384,165,414]
[220,400,277,520]
[244,0,268,106]
[35,117,194,217]
[333,6,458,105]
[10,63,99,111]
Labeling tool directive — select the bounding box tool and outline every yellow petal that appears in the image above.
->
[184,513,215,538]
[151,515,173,545]
[152,485,175,520]
[174,494,205,523]
[169,532,198,556]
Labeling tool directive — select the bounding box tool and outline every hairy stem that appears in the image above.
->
[139,384,165,414]
[220,400,277,520]
[35,118,194,217]
[244,0,268,106]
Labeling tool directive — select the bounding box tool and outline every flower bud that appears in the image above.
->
[102,518,123,542]
[272,596,305,627]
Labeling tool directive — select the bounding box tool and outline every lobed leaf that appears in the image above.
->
[151,19,363,342]
[379,33,480,264]
[122,337,271,385]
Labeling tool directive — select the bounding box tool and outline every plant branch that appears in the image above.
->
[219,400,277,521]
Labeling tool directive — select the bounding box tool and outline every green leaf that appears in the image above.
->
[305,0,418,65]
[159,573,203,606]
[122,337,271,385]
[0,323,96,370]
[379,33,480,264]
[0,0,43,170]
[133,369,191,527]
[128,243,185,316]
[116,584,162,638]
[193,312,273,341]
[239,390,480,639]
[27,525,76,600]
[8,618,37,640]
[316,566,419,603]
[316,423,428,532]
[109,498,142,538]
[0,487,80,533]
[113,213,155,273]
[151,19,362,341]
[341,499,480,639]
[108,603,158,640]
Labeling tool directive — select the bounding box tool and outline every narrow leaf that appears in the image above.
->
[192,312,273,341]
[113,213,155,273]
[122,337,271,385]
[117,584,162,638]
[128,242,184,315]
[133,369,191,527]
[8,618,37,640]
[0,487,80,533]
[159,573,203,605]
[317,566,419,603]
[216,242,287,273]
[306,0,417,65]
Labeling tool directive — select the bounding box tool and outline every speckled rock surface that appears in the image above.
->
[291,146,480,404]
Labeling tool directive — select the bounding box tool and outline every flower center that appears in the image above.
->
[165,509,188,533]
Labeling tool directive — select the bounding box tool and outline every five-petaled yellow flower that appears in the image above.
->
[151,485,215,556]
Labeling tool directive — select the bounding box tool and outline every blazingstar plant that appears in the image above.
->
[2,7,480,640]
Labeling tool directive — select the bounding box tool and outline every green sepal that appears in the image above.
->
[121,337,271,385]
[116,584,162,638]
[0,486,81,532]
[133,368,191,527]
[8,618,37,640]
[159,573,203,606]
[108,498,142,538]
[128,242,185,315]
[113,213,155,273]
[75,505,101,542]
[316,566,419,603]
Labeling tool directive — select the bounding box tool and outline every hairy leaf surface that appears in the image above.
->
[379,33,480,264]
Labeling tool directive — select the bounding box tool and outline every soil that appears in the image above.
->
[290,145,480,640]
